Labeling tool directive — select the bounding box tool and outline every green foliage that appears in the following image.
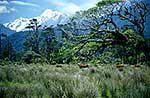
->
[22,51,46,64]
[145,38,150,46]
[122,29,146,64]
[0,59,11,66]
[1,40,16,61]
[40,26,61,63]
[19,0,149,65]
[56,43,76,64]
[123,29,145,46]
[85,7,98,14]
[23,32,37,51]
[96,0,122,8]
[53,28,148,65]
[24,18,41,54]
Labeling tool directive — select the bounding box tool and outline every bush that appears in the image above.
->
[22,51,47,64]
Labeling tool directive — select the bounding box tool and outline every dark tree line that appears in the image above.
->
[0,33,16,61]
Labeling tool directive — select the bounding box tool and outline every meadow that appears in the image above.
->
[0,63,150,98]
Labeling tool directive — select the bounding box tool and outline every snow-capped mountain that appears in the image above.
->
[4,17,29,32]
[4,9,68,32]
[0,24,16,36]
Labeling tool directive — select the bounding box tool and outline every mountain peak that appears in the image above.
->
[40,9,62,18]
[41,9,53,17]
[4,9,68,32]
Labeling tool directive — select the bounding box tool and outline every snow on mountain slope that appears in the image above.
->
[4,9,68,32]
[4,17,29,32]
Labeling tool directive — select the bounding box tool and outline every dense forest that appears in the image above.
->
[0,0,150,98]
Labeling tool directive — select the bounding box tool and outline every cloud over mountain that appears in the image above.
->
[10,1,39,7]
[0,6,16,13]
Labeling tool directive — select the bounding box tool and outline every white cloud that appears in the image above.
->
[0,1,39,7]
[46,0,81,15]
[0,6,10,13]
[10,7,17,12]
[10,1,39,7]
[0,1,9,5]
[81,0,98,10]
[61,3,81,15]
[0,6,16,13]
[46,0,98,15]
[46,0,65,6]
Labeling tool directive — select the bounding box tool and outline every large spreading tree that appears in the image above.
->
[58,0,149,64]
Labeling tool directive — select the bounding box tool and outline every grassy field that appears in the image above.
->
[0,63,150,98]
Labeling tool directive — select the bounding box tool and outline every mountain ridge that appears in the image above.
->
[0,24,16,36]
[4,9,68,32]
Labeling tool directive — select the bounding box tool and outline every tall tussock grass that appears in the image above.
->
[0,64,150,98]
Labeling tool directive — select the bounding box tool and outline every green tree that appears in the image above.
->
[41,26,55,60]
[2,39,16,61]
[40,26,62,63]
[122,29,145,64]
[62,0,148,63]
[24,18,41,53]
[0,33,7,59]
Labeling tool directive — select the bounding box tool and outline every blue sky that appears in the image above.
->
[0,0,98,24]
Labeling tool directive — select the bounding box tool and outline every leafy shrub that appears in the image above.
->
[0,59,11,66]
[22,51,47,64]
